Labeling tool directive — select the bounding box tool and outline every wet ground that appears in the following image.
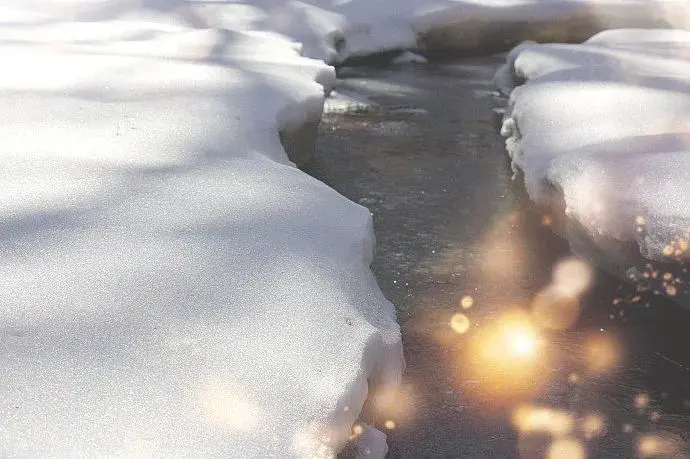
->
[304,56,690,458]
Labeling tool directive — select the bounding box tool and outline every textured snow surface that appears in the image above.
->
[498,29,690,306]
[0,2,403,457]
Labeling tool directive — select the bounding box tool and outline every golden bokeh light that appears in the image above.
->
[507,328,538,357]
[461,310,547,401]
[637,433,682,458]
[513,405,573,436]
[531,258,593,330]
[547,438,585,459]
[634,393,650,410]
[450,313,471,334]
[585,333,620,373]
[531,285,581,330]
[384,420,396,430]
[552,257,593,297]
[460,295,474,309]
[480,311,541,360]
[581,414,606,439]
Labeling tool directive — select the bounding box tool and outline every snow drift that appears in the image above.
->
[498,28,690,307]
[0,2,403,457]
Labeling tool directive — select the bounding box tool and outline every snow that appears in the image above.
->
[498,29,690,306]
[256,0,690,63]
[4,0,690,456]
[0,2,403,457]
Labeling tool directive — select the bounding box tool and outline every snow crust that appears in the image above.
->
[0,2,403,457]
[498,29,690,305]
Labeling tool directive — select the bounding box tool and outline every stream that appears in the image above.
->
[305,55,690,458]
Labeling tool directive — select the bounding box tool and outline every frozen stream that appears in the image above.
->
[306,56,690,458]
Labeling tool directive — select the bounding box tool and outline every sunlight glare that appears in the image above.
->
[547,438,585,459]
[461,310,547,401]
[507,329,537,357]
[450,313,471,334]
[513,405,573,436]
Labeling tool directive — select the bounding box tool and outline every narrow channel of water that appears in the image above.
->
[305,56,690,458]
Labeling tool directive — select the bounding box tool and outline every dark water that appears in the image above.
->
[305,57,690,458]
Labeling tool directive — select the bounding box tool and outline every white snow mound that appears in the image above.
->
[498,29,690,305]
[0,2,403,457]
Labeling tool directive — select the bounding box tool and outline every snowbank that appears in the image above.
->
[239,0,690,64]
[0,2,403,457]
[498,29,690,307]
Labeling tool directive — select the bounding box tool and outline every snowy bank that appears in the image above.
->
[497,29,690,308]
[0,3,403,457]
[248,0,690,64]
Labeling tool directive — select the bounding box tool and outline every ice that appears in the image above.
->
[0,2,403,457]
[498,30,690,306]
